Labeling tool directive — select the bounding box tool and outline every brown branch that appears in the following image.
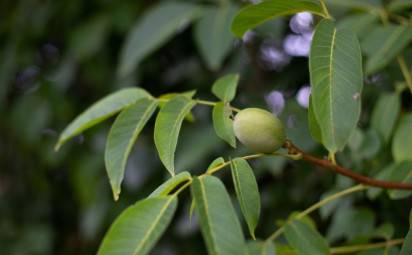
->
[283,140,412,190]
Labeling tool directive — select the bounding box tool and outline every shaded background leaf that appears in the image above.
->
[194,4,238,71]
[118,2,202,77]
[392,114,412,162]
[284,219,329,255]
[371,92,400,144]
[361,24,412,74]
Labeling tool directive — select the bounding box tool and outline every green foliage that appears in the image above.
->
[7,0,412,254]
[98,196,177,255]
[154,96,196,175]
[148,171,191,197]
[212,102,236,147]
[309,19,363,154]
[387,161,412,199]
[337,13,378,40]
[361,24,412,74]
[389,0,412,11]
[308,96,322,143]
[194,4,238,70]
[371,92,401,144]
[118,2,202,77]
[284,219,329,255]
[55,88,151,150]
[231,0,325,37]
[105,98,158,200]
[399,209,412,255]
[211,73,239,102]
[392,114,412,162]
[230,158,261,239]
[247,240,276,255]
[191,176,246,255]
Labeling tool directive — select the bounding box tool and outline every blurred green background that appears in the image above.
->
[1,0,411,254]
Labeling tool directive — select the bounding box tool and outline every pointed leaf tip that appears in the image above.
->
[154,95,196,176]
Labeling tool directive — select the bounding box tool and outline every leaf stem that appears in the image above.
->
[319,0,332,19]
[157,98,240,112]
[330,238,404,254]
[265,184,365,242]
[397,56,412,94]
[172,153,264,196]
[284,140,412,190]
[206,153,263,175]
[296,184,366,218]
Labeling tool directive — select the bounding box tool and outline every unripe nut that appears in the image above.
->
[233,108,286,153]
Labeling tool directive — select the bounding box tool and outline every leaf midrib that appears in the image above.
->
[328,28,337,150]
[233,161,252,232]
[166,100,195,172]
[199,178,219,255]
[372,26,405,64]
[132,197,174,255]
[121,101,157,171]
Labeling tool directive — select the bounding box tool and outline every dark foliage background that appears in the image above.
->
[1,0,411,254]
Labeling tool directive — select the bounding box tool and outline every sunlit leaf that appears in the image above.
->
[208,157,226,170]
[284,219,329,255]
[191,176,246,255]
[105,98,158,200]
[361,24,412,74]
[118,2,202,77]
[213,102,236,148]
[149,171,191,198]
[56,88,151,150]
[98,196,177,255]
[154,96,196,176]
[231,0,325,37]
[371,92,400,144]
[230,158,260,239]
[392,114,412,162]
[211,73,239,102]
[310,19,363,153]
[194,4,238,70]
[158,90,196,122]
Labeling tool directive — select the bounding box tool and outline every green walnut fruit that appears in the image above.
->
[233,108,286,153]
